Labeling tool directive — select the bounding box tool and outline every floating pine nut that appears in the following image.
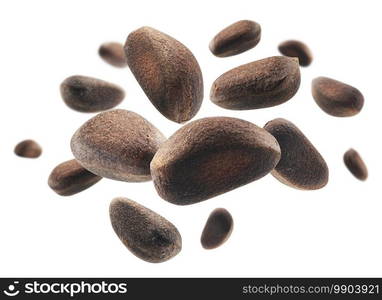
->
[343,149,368,181]
[209,20,261,57]
[48,159,102,196]
[60,75,125,113]
[210,56,300,110]
[150,117,281,205]
[278,40,313,66]
[99,42,128,68]
[109,197,182,263]
[201,208,233,250]
[71,109,166,182]
[312,77,364,117]
[14,140,42,158]
[125,26,204,123]
[264,118,329,190]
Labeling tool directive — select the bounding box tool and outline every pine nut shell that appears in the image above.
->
[209,20,261,57]
[48,159,102,196]
[109,197,182,263]
[60,75,125,113]
[201,208,233,249]
[264,118,329,190]
[151,117,281,205]
[343,149,368,181]
[210,56,300,110]
[278,40,313,66]
[312,77,364,117]
[125,27,203,123]
[71,109,166,182]
[14,140,42,158]
[99,42,127,68]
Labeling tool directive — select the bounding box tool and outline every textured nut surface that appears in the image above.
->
[99,42,127,68]
[151,117,281,205]
[201,208,233,249]
[312,77,364,117]
[71,109,166,182]
[14,140,42,158]
[209,20,261,57]
[264,118,329,190]
[210,56,300,110]
[109,197,182,263]
[344,149,368,181]
[60,75,125,113]
[48,159,102,196]
[278,40,313,66]
[125,26,203,123]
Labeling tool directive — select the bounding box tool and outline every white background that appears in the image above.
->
[0,0,380,277]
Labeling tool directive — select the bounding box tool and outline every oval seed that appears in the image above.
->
[109,197,182,263]
[14,140,42,158]
[312,77,364,117]
[71,109,166,182]
[209,20,261,57]
[264,118,329,190]
[99,42,127,68]
[210,56,300,110]
[48,159,102,196]
[278,40,313,66]
[125,26,204,123]
[343,149,368,181]
[201,208,233,250]
[151,117,281,205]
[60,75,125,113]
